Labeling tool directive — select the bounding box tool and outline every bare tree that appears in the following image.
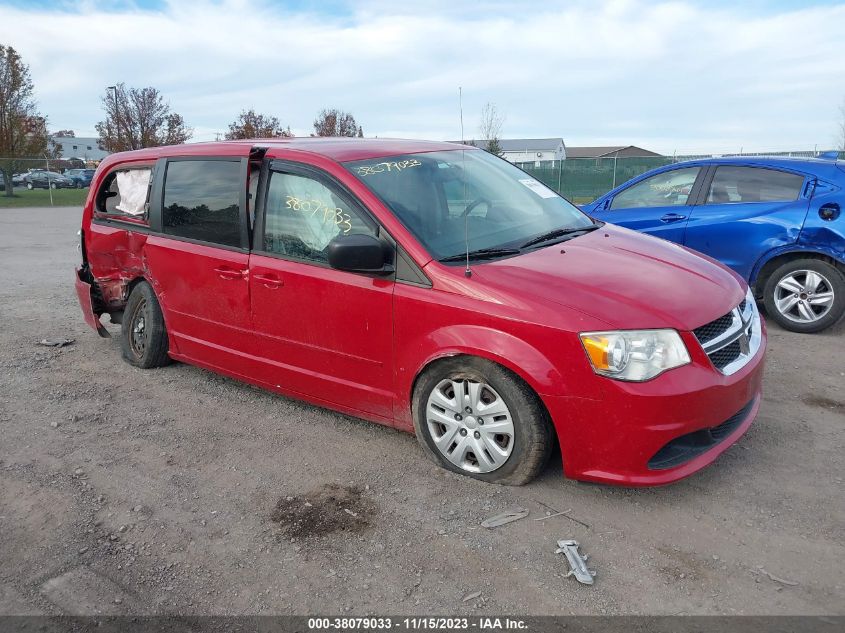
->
[313,108,359,137]
[0,45,50,196]
[95,83,192,152]
[479,102,505,156]
[225,109,292,139]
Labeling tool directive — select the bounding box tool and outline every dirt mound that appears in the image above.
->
[271,484,377,539]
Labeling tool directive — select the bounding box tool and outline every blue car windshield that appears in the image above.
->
[344,150,593,261]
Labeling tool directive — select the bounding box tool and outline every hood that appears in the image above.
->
[472,224,745,331]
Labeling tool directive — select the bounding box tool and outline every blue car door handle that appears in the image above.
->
[660,213,687,223]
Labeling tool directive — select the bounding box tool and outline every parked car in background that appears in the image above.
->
[75,139,765,487]
[22,170,74,190]
[65,168,96,188]
[584,156,845,333]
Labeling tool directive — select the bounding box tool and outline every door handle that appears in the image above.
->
[253,273,283,288]
[213,266,247,280]
[659,213,687,223]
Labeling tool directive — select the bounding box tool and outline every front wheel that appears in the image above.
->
[763,259,845,333]
[120,282,172,368]
[412,356,553,485]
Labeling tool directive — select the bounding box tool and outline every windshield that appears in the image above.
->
[344,150,593,261]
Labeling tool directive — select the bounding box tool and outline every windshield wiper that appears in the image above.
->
[438,247,522,263]
[520,224,601,249]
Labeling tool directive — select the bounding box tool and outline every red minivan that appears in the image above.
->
[76,138,766,486]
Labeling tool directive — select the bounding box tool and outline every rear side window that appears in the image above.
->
[95,167,153,223]
[706,166,804,204]
[162,160,243,247]
[610,167,699,210]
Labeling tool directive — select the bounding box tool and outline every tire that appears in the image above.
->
[762,258,845,333]
[50,183,57,189]
[26,182,33,190]
[412,356,553,485]
[120,281,172,368]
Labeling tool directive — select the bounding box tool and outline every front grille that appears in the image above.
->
[708,340,742,370]
[693,313,734,345]
[648,398,756,470]
[693,297,760,376]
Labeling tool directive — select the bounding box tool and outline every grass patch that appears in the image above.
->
[0,188,88,208]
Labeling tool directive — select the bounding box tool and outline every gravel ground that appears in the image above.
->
[0,207,843,616]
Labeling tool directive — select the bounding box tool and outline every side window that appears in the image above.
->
[705,166,804,204]
[95,167,153,224]
[610,167,699,210]
[263,171,377,264]
[162,160,243,247]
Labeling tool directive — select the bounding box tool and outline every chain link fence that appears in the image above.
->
[517,150,845,204]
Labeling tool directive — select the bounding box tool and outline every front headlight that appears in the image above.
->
[579,329,690,381]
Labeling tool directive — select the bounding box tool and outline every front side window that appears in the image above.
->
[610,167,699,210]
[344,150,592,261]
[162,160,243,247]
[705,166,804,204]
[263,170,377,264]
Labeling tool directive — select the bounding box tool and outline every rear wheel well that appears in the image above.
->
[754,252,843,297]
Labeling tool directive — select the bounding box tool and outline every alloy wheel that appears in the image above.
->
[425,378,515,473]
[773,269,835,323]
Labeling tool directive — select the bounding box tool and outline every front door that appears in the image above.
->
[249,161,395,420]
[592,166,703,244]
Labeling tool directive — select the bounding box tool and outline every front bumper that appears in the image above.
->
[544,321,767,486]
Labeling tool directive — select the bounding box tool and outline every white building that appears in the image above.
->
[453,138,566,165]
[48,136,110,162]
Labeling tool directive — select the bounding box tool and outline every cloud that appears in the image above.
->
[2,0,844,153]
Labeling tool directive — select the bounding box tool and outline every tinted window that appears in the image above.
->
[706,166,804,204]
[610,167,699,210]
[162,160,243,247]
[263,171,376,264]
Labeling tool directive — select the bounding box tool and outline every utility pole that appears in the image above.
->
[108,85,120,152]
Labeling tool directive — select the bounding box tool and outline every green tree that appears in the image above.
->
[0,45,50,196]
[95,83,192,152]
[225,109,292,139]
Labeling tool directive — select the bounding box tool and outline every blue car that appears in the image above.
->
[584,155,845,333]
[65,168,96,188]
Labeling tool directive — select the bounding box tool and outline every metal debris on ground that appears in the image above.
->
[37,338,75,347]
[755,567,799,586]
[480,507,529,528]
[461,590,482,603]
[534,508,572,521]
[555,539,596,585]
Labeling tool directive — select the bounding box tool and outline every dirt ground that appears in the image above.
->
[1,207,843,616]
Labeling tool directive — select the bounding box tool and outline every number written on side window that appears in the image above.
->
[264,172,376,264]
[162,160,243,247]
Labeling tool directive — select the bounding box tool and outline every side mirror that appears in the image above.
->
[327,234,393,275]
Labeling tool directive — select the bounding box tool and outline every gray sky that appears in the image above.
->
[2,0,844,154]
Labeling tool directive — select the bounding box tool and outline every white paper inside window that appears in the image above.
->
[115,169,152,215]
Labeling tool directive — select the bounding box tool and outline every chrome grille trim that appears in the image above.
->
[694,298,761,376]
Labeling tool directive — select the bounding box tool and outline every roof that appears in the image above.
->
[97,137,467,168]
[454,138,564,152]
[566,145,662,158]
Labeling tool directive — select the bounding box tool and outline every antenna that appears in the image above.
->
[459,87,471,278]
